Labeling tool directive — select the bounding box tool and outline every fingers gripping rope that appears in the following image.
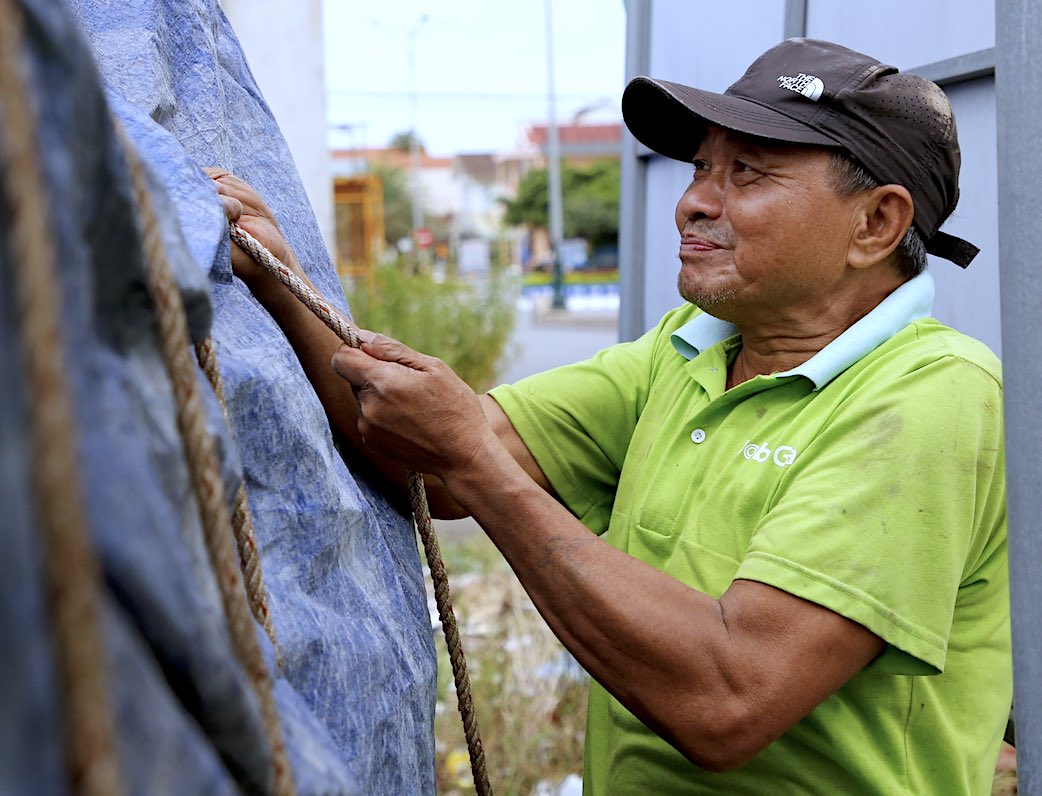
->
[228,223,493,796]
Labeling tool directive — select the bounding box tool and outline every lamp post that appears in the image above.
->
[407,14,429,239]
[544,0,566,310]
[369,14,429,254]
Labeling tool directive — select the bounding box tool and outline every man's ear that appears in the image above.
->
[847,184,915,270]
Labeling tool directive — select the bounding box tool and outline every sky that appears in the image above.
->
[322,0,628,157]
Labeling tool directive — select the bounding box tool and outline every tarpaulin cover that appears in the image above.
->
[0,0,437,792]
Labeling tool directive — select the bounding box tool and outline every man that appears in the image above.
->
[220,38,1009,794]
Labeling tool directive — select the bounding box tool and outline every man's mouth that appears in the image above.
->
[679,234,725,253]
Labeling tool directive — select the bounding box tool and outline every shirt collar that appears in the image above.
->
[669,271,935,390]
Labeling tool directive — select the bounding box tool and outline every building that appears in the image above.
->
[220,0,334,255]
[327,118,623,276]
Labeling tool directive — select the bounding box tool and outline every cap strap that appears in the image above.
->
[926,230,979,268]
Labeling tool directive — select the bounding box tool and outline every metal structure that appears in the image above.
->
[544,0,567,309]
[333,174,385,287]
[620,0,1036,787]
[996,1,1042,791]
[408,14,430,238]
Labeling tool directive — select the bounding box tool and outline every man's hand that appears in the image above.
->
[330,332,499,485]
[203,167,303,289]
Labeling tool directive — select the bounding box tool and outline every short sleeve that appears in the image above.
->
[489,308,692,532]
[735,353,1005,675]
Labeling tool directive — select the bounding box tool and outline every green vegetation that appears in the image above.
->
[366,163,413,246]
[344,259,517,392]
[389,129,423,153]
[502,160,620,250]
[523,269,618,288]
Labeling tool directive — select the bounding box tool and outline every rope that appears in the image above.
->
[195,337,283,669]
[0,1,123,793]
[119,145,295,795]
[229,223,493,796]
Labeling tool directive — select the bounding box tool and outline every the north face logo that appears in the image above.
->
[777,72,824,101]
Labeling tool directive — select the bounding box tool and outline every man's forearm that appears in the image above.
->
[439,442,761,769]
[243,274,468,517]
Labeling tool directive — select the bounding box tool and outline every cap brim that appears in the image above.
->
[622,76,839,163]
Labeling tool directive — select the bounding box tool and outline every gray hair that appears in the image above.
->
[827,152,928,279]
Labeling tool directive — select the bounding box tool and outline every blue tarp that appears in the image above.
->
[0,0,437,792]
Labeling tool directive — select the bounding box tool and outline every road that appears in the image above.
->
[500,299,619,383]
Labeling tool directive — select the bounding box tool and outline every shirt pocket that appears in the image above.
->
[665,537,741,599]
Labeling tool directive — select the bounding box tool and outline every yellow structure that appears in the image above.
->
[333,174,384,285]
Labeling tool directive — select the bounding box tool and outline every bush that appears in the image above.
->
[344,259,518,392]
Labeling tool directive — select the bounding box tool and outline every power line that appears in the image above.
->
[327,88,616,103]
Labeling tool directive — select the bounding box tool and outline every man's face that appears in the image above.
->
[674,126,860,323]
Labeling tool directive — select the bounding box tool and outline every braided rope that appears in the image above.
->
[229,223,492,796]
[195,337,283,669]
[119,149,294,795]
[407,470,490,795]
[0,1,123,793]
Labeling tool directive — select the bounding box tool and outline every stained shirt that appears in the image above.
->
[490,274,1010,794]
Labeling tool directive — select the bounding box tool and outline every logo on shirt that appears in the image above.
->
[777,73,824,101]
[740,440,798,467]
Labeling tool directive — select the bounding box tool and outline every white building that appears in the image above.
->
[220,0,334,256]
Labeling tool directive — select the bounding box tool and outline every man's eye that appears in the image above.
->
[734,160,753,172]
[692,159,709,176]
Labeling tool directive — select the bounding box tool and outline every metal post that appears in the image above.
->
[618,0,651,341]
[408,14,429,239]
[783,0,807,39]
[996,0,1042,789]
[544,0,566,310]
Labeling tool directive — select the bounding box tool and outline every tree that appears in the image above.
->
[389,130,424,153]
[367,163,412,246]
[501,159,620,250]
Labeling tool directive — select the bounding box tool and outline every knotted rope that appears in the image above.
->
[194,337,283,668]
[0,1,123,792]
[229,223,493,796]
[120,144,295,795]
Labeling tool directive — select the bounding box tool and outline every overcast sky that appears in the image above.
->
[323,0,627,156]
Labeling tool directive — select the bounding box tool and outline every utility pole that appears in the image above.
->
[408,14,429,241]
[997,0,1042,788]
[544,0,566,310]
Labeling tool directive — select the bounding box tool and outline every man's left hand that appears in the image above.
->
[330,332,498,483]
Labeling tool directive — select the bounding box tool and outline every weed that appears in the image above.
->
[344,259,518,392]
[428,533,587,795]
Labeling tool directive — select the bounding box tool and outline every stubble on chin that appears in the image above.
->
[677,271,736,314]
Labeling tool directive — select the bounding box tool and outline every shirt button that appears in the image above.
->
[690,428,707,444]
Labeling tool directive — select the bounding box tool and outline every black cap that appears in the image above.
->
[622,38,978,267]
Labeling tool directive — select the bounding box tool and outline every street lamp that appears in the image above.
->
[544,0,566,310]
[367,14,429,246]
[408,14,430,239]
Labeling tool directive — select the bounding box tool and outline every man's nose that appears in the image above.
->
[676,174,724,221]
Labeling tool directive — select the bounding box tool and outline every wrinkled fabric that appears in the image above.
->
[0,0,437,793]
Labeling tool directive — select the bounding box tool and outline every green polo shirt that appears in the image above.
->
[489,274,1010,794]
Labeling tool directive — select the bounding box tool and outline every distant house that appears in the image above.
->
[453,153,501,238]
[515,121,623,269]
[522,121,623,166]
[330,146,459,223]
[328,119,623,273]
